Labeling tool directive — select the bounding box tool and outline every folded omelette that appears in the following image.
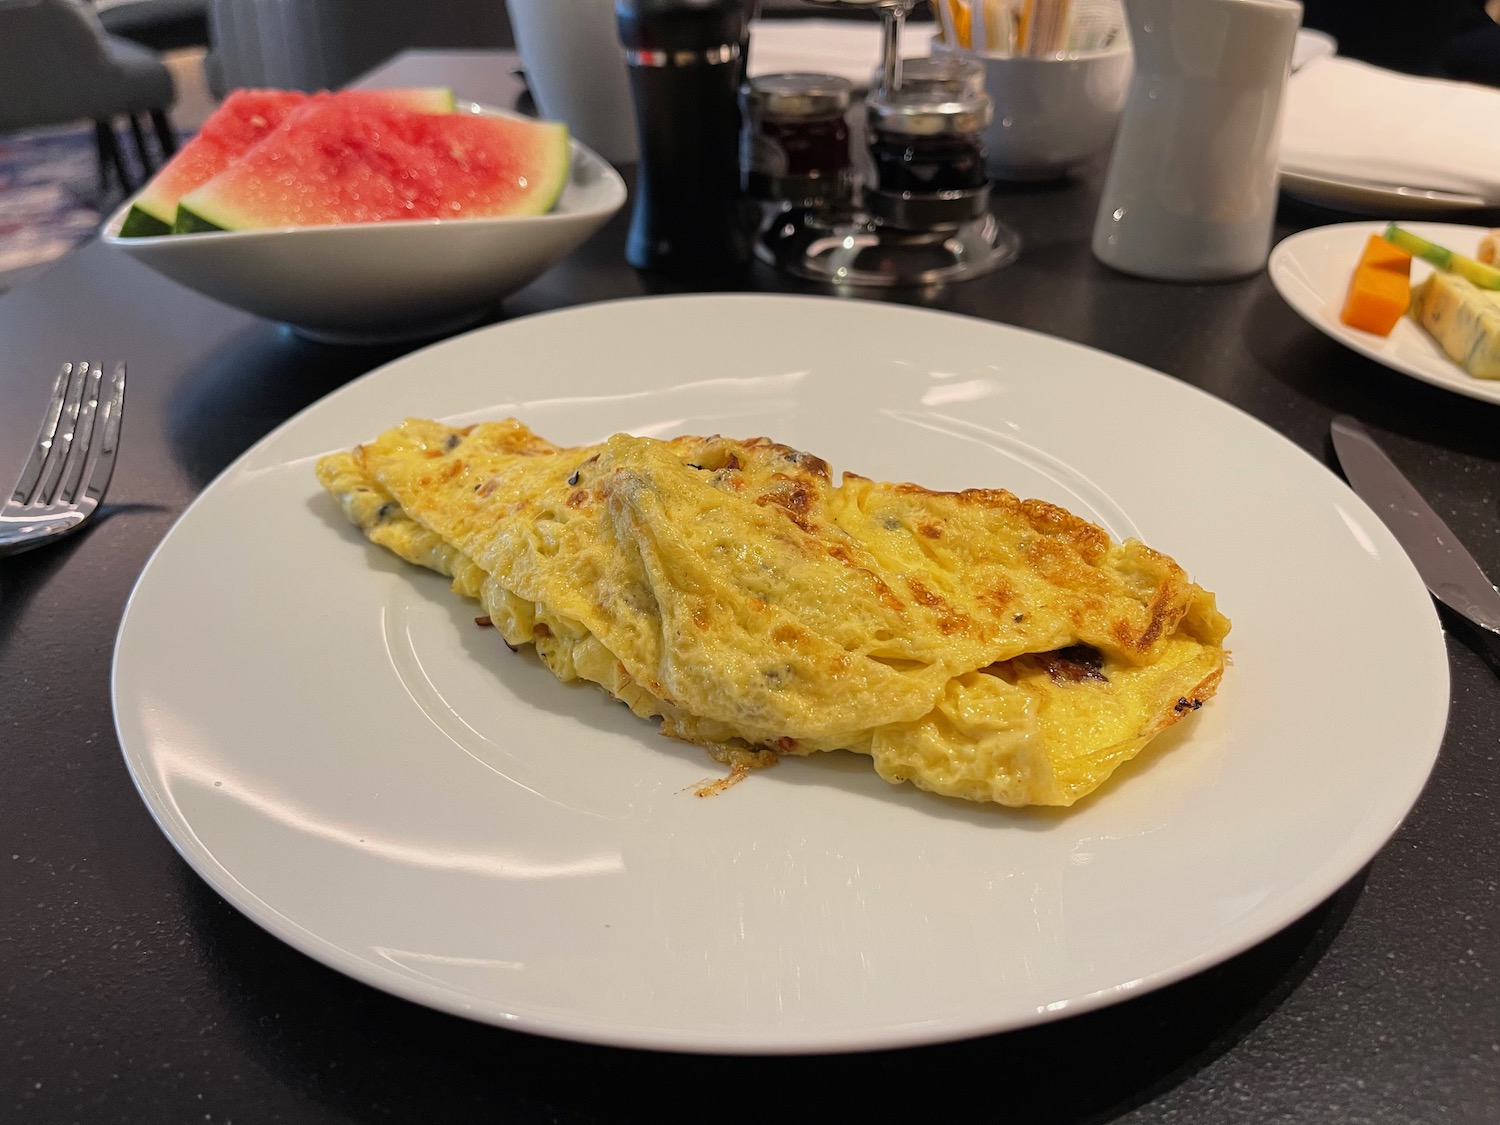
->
[316,418,1230,807]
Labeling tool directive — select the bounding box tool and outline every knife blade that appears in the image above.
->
[1331,415,1500,638]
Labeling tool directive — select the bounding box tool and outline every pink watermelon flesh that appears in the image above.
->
[120,87,457,236]
[175,99,570,232]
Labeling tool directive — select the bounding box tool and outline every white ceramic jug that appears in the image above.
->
[1091,0,1301,281]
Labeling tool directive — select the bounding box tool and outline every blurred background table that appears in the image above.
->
[2,48,1498,1125]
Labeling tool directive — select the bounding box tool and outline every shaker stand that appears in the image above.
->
[762,0,1018,288]
[758,207,1018,288]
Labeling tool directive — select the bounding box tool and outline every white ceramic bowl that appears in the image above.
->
[100,107,627,344]
[933,41,1133,182]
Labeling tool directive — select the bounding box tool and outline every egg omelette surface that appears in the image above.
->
[315,418,1231,807]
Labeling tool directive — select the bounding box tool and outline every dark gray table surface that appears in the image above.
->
[4,49,1499,1125]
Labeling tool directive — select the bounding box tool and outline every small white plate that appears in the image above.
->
[1278,171,1490,215]
[1269,220,1500,406]
[113,295,1448,1054]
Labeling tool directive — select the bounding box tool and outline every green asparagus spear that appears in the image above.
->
[1382,223,1500,289]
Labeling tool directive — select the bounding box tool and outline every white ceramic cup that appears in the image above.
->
[1091,0,1302,281]
[505,0,638,166]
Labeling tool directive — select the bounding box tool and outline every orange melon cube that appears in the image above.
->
[1340,234,1412,336]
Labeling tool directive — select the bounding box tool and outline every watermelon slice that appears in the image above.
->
[173,99,570,233]
[118,87,458,237]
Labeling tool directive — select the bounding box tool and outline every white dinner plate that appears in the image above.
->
[1269,221,1500,407]
[113,295,1449,1054]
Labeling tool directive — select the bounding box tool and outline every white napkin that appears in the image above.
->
[748,19,937,87]
[1279,56,1500,201]
[1291,28,1336,72]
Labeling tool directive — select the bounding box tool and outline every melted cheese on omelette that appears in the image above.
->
[316,418,1230,807]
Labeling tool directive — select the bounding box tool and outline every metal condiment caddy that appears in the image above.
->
[744,0,1019,287]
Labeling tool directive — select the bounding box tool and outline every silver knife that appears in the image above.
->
[1331,415,1500,638]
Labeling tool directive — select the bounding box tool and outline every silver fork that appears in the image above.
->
[0,362,126,558]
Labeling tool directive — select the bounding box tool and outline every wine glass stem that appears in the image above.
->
[881,6,905,93]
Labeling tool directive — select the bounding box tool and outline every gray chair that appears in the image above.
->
[0,0,178,192]
[93,0,210,51]
[205,0,512,94]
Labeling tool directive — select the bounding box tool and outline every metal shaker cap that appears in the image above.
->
[866,55,991,136]
[741,73,854,119]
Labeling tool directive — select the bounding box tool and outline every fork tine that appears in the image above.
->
[0,361,126,558]
[9,363,73,506]
[78,364,125,508]
[20,362,90,510]
[54,363,106,509]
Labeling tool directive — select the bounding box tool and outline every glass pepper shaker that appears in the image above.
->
[864,54,991,230]
[740,72,854,211]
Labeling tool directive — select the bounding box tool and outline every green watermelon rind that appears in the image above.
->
[172,204,227,234]
[174,116,573,233]
[402,87,457,113]
[119,203,174,237]
[510,122,572,217]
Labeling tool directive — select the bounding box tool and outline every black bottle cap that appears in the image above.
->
[616,0,750,54]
